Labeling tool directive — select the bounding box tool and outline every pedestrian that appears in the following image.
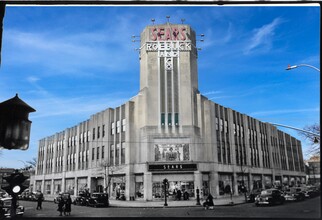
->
[176,189,182,200]
[64,194,72,216]
[203,193,214,210]
[57,193,64,216]
[36,191,44,210]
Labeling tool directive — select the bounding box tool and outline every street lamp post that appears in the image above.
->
[286,64,320,72]
[163,178,168,206]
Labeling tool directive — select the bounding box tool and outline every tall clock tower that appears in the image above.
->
[139,22,200,130]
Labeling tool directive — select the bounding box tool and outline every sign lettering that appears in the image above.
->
[150,27,187,41]
[148,163,197,171]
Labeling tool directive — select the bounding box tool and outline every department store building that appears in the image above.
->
[33,22,306,201]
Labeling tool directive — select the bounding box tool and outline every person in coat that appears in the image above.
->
[203,193,214,209]
[36,191,44,210]
[57,194,64,216]
[64,194,72,216]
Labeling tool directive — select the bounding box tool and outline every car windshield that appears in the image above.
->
[260,190,272,195]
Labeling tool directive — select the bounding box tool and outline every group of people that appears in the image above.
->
[172,189,190,200]
[57,193,72,216]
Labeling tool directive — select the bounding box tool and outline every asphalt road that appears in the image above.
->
[19,196,321,219]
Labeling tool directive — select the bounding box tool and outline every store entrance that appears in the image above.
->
[152,181,195,200]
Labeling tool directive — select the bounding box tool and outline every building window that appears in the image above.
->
[116,144,120,165]
[92,148,95,160]
[168,113,172,126]
[98,126,100,139]
[220,119,223,132]
[175,113,179,126]
[102,146,105,159]
[161,113,165,126]
[97,147,100,160]
[216,118,219,130]
[121,143,125,164]
[102,125,105,137]
[93,128,95,140]
[111,122,115,135]
[110,145,114,165]
[122,119,126,132]
[117,121,120,133]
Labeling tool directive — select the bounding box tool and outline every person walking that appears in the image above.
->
[203,193,214,210]
[64,194,72,216]
[57,194,64,216]
[36,191,44,210]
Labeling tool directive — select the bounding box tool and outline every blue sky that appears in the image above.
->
[0,4,320,169]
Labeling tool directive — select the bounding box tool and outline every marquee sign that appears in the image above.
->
[146,26,192,58]
[148,163,197,171]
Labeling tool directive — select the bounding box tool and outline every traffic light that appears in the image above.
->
[1,170,29,196]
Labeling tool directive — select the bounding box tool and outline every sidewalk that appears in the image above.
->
[109,195,246,208]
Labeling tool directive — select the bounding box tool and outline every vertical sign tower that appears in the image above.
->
[139,21,199,130]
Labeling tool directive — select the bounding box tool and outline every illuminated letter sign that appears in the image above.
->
[150,27,187,41]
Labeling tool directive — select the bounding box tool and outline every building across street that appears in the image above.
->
[33,20,306,202]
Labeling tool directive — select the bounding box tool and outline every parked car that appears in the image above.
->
[86,193,109,207]
[0,197,24,218]
[255,189,285,206]
[73,191,90,206]
[247,188,262,203]
[27,192,38,201]
[284,187,305,201]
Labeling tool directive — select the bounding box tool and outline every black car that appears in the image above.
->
[86,193,109,207]
[73,191,90,206]
[255,189,285,206]
[247,188,262,203]
[284,187,306,201]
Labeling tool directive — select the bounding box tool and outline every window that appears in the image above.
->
[102,125,105,137]
[168,113,172,126]
[93,128,95,140]
[111,122,115,135]
[161,113,165,126]
[121,143,125,164]
[110,145,114,165]
[122,119,126,132]
[97,126,100,139]
[117,121,120,133]
[116,144,120,165]
[97,147,100,160]
[220,119,223,132]
[92,148,95,160]
[175,113,179,126]
[216,118,219,130]
[102,146,105,159]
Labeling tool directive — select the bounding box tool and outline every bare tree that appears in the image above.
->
[298,123,320,156]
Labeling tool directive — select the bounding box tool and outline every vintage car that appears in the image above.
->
[73,191,90,206]
[86,193,109,207]
[0,197,24,218]
[284,187,306,201]
[255,189,285,206]
[246,188,262,203]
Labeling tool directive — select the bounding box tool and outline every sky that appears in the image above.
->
[0,4,320,169]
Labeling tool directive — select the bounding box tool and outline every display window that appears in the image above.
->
[152,181,194,200]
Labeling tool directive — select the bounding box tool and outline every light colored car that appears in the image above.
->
[0,197,25,217]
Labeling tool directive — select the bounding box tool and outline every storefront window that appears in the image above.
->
[218,174,233,195]
[152,181,194,200]
[154,144,189,162]
[135,182,144,198]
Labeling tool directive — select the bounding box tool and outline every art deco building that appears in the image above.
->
[33,22,306,201]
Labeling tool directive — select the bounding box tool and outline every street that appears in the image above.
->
[19,196,320,218]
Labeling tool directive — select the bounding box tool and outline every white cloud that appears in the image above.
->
[243,17,283,55]
[249,107,320,117]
